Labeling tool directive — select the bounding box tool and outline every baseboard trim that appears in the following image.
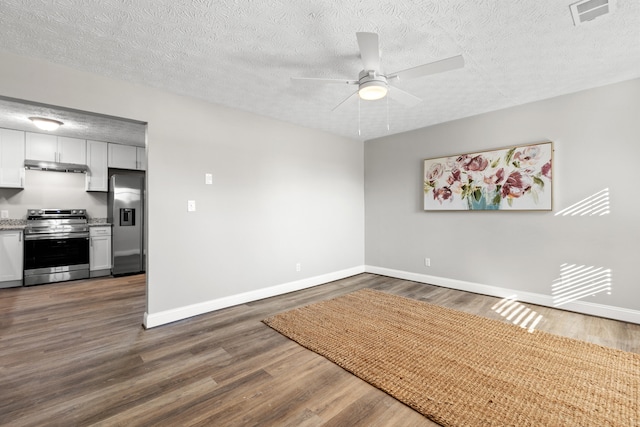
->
[143,265,366,328]
[0,279,22,289]
[90,269,111,278]
[365,265,640,325]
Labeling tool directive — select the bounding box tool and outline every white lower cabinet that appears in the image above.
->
[0,229,23,288]
[90,226,112,277]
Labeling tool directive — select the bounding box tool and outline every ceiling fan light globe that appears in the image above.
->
[358,82,388,101]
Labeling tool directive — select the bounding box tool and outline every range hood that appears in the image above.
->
[24,159,88,173]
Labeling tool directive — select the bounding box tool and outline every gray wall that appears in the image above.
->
[0,50,364,319]
[0,170,107,219]
[365,79,640,312]
[3,47,637,323]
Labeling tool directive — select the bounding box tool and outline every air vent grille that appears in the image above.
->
[570,0,615,26]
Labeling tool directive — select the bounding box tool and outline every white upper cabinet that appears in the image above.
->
[25,132,86,164]
[57,136,87,164]
[0,128,25,188]
[85,140,108,192]
[25,132,57,162]
[108,143,145,170]
[108,143,136,169]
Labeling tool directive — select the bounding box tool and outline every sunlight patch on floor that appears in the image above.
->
[491,296,543,333]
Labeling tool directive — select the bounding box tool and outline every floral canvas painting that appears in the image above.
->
[424,142,553,211]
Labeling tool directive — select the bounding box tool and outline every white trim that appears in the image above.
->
[365,265,640,325]
[143,265,365,328]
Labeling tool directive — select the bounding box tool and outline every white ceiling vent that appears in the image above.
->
[570,0,615,26]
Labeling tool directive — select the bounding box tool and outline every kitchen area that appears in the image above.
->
[0,97,147,289]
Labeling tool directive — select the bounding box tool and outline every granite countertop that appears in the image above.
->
[88,218,112,227]
[0,220,26,230]
[0,218,111,230]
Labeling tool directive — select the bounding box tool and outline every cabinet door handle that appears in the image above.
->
[19,232,22,242]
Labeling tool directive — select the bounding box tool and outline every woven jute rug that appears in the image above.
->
[263,288,639,427]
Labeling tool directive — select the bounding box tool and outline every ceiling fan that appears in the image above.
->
[292,32,465,110]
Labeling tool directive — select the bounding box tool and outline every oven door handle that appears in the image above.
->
[25,233,90,241]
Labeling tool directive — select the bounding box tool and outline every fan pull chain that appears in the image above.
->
[386,94,390,131]
[358,98,361,136]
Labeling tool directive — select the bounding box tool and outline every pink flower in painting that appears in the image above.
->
[455,155,471,169]
[464,155,489,172]
[426,162,444,182]
[513,146,542,166]
[446,168,469,194]
[501,171,532,199]
[483,168,505,191]
[541,160,552,179]
[433,187,453,204]
[447,168,462,185]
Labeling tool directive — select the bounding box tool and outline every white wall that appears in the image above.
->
[365,79,640,318]
[0,170,107,219]
[0,50,364,326]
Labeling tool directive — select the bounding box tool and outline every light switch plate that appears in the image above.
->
[187,200,196,212]
[0,210,8,219]
[205,173,213,185]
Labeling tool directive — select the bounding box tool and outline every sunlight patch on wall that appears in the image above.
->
[491,296,543,333]
[554,188,610,216]
[552,263,612,306]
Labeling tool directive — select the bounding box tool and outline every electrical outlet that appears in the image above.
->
[424,258,431,267]
[187,200,196,212]
[0,210,8,219]
[296,263,301,272]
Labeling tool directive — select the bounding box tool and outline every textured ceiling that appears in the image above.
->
[0,0,638,141]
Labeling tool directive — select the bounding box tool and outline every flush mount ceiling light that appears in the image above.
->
[29,116,64,131]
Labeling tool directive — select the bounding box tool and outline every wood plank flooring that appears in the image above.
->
[1,273,638,426]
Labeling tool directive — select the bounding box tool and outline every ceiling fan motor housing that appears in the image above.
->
[358,70,388,100]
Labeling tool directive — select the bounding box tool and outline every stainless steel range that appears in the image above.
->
[23,209,90,286]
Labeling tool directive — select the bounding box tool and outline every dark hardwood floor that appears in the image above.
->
[1,273,638,426]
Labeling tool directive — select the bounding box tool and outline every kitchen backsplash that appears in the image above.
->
[0,170,108,219]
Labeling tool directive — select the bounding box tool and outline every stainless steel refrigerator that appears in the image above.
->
[108,170,145,275]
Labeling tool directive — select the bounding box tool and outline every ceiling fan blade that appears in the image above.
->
[356,32,381,71]
[331,90,359,111]
[389,86,422,107]
[387,55,464,81]
[291,77,358,85]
